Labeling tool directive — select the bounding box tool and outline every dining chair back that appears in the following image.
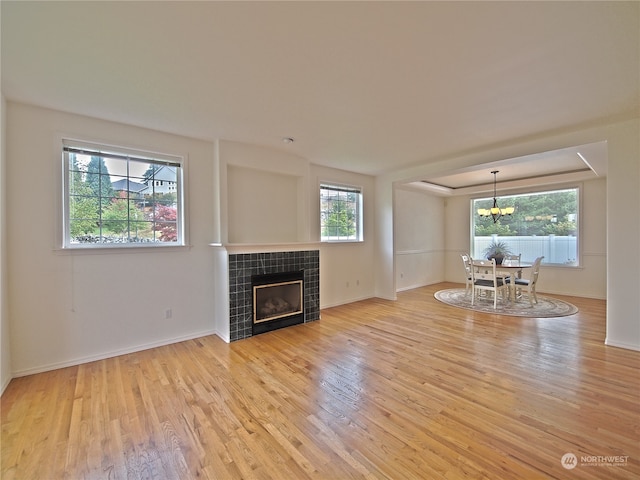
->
[471,258,509,309]
[503,253,521,266]
[499,253,521,286]
[514,256,544,305]
[460,254,473,294]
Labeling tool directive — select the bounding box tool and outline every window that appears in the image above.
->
[472,187,579,266]
[62,140,184,248]
[320,183,363,242]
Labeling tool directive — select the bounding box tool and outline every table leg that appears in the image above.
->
[510,276,515,302]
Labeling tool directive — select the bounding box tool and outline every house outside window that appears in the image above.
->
[471,187,579,266]
[62,140,185,248]
[320,183,363,242]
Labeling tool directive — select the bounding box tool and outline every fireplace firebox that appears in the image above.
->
[252,270,304,335]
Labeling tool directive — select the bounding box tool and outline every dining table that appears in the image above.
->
[496,260,533,302]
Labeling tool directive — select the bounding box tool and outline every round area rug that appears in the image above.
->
[434,288,578,317]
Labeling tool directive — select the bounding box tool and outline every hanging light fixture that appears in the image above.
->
[477,170,515,223]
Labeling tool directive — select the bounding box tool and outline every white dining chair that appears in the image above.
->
[503,253,521,265]
[460,254,473,294]
[514,256,544,306]
[499,253,521,289]
[471,258,509,309]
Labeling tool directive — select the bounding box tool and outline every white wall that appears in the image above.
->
[227,165,299,244]
[442,178,607,299]
[4,116,377,378]
[1,94,11,392]
[605,119,640,350]
[7,103,217,376]
[217,143,377,309]
[218,140,310,245]
[214,140,377,313]
[311,164,376,308]
[4,101,637,383]
[394,186,445,291]
[375,117,639,351]
[374,176,395,300]
[442,194,472,284]
[389,179,607,298]
[210,245,230,342]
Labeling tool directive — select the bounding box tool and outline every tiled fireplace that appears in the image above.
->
[228,250,319,341]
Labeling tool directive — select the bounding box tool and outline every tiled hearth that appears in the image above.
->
[228,250,320,341]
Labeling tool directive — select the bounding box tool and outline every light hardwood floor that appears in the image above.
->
[2,282,639,479]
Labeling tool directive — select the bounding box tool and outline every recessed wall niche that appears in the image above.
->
[227,165,302,244]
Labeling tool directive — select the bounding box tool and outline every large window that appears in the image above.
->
[472,187,579,266]
[62,141,184,248]
[320,183,363,242]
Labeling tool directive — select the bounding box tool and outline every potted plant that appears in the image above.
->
[482,240,512,265]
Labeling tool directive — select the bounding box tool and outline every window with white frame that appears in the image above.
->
[320,183,363,242]
[62,140,185,248]
[472,187,579,266]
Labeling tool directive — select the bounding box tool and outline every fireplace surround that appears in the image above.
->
[228,250,319,341]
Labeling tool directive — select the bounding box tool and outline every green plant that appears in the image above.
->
[482,240,512,259]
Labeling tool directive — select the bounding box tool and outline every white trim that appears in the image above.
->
[320,295,374,310]
[396,283,430,292]
[471,185,582,267]
[319,180,364,243]
[55,134,189,250]
[604,338,640,352]
[220,242,321,254]
[53,244,193,255]
[215,331,231,344]
[1,375,12,396]
[396,248,440,255]
[61,137,183,164]
[11,329,217,378]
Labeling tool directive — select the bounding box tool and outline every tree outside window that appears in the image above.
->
[472,188,579,265]
[320,184,363,242]
[63,142,183,248]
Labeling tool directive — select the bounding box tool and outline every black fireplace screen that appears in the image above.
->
[253,279,303,323]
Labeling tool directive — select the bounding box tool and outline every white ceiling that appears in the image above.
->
[2,1,638,187]
[411,140,609,196]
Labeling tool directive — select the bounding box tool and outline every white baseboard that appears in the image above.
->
[320,294,375,310]
[396,280,443,293]
[1,375,12,396]
[216,330,230,344]
[396,283,426,292]
[536,289,606,300]
[604,338,640,352]
[11,329,218,378]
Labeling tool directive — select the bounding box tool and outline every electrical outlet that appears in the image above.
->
[165,309,172,319]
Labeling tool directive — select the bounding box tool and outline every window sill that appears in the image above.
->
[321,240,365,245]
[54,244,192,255]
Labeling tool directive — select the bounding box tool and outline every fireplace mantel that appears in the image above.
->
[210,242,321,254]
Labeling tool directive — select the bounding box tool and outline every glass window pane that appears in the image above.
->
[63,143,183,248]
[472,188,579,266]
[320,184,363,242]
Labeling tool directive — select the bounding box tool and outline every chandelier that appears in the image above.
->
[477,170,514,223]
